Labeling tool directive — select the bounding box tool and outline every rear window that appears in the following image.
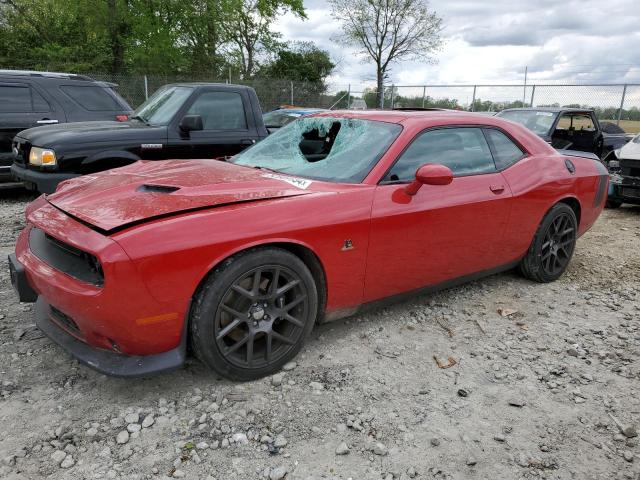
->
[60,85,122,111]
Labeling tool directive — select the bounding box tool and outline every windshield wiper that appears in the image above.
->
[252,166,280,174]
[130,115,148,124]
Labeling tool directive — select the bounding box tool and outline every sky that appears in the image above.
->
[273,0,640,95]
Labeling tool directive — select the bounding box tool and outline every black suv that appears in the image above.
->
[0,70,132,182]
[11,83,269,193]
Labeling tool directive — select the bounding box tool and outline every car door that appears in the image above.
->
[363,126,514,302]
[0,81,64,168]
[167,88,261,159]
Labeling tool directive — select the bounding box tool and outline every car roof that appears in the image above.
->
[0,69,94,81]
[309,109,521,127]
[163,82,254,89]
[501,107,594,114]
[270,108,327,115]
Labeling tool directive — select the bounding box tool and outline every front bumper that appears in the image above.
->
[11,200,190,376]
[8,253,38,302]
[0,163,13,182]
[34,297,186,377]
[11,164,79,193]
[608,181,640,205]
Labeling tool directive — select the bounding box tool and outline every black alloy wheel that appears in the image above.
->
[214,266,309,369]
[190,247,318,380]
[539,212,576,277]
[520,203,577,283]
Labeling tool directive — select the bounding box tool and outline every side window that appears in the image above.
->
[386,127,495,181]
[0,85,32,112]
[484,129,525,170]
[60,85,121,111]
[187,91,247,130]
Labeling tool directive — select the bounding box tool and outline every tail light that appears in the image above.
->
[115,114,129,122]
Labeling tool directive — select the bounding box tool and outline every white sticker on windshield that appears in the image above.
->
[263,173,312,190]
[536,112,554,116]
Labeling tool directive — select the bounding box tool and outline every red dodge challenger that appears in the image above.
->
[9,111,608,380]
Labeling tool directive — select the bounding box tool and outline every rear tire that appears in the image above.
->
[519,203,577,283]
[190,247,318,381]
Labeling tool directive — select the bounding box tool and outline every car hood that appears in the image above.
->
[17,121,164,147]
[46,160,318,232]
[619,139,640,160]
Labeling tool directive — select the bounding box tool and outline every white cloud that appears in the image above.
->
[273,0,640,97]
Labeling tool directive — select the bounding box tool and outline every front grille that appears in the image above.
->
[12,139,30,167]
[50,306,81,335]
[621,187,640,199]
[620,158,640,178]
[29,227,104,286]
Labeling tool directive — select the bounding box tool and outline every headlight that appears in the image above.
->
[29,147,56,166]
[614,149,621,159]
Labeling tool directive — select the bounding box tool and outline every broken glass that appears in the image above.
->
[231,116,402,183]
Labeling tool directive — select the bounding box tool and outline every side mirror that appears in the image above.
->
[405,164,453,196]
[179,115,203,133]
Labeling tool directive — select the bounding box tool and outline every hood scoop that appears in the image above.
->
[137,184,181,194]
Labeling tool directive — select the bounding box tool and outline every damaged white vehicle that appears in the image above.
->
[605,133,640,208]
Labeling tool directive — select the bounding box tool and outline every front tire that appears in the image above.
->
[190,247,318,381]
[520,203,577,283]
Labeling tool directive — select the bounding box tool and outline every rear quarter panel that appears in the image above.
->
[500,153,607,262]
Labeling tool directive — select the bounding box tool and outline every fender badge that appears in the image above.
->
[341,239,354,251]
[141,143,163,149]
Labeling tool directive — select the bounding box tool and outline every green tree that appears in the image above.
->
[221,0,305,78]
[0,0,309,77]
[0,0,112,71]
[260,42,334,84]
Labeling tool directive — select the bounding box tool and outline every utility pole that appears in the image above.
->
[471,85,477,112]
[618,84,628,126]
[523,66,528,106]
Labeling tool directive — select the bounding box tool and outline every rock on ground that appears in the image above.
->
[0,193,638,480]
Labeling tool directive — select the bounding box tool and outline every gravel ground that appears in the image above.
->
[0,189,639,480]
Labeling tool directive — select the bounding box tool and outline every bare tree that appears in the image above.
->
[329,0,442,107]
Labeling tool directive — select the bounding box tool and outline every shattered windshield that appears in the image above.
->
[231,116,402,183]
[497,110,558,135]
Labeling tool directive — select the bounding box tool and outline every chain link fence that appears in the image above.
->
[92,73,339,112]
[385,83,640,132]
[24,69,639,133]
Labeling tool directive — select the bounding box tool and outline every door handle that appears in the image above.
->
[241,139,256,145]
[490,184,505,194]
[37,119,58,125]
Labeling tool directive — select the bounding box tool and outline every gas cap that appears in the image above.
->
[564,159,576,174]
